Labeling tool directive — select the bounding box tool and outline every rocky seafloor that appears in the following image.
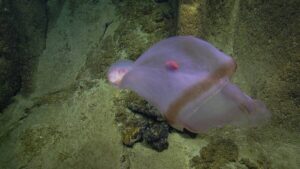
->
[0,0,299,169]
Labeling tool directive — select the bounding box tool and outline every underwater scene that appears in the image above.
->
[0,0,299,169]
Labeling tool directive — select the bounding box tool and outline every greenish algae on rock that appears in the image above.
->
[190,137,256,169]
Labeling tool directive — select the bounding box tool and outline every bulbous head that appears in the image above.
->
[107,60,133,87]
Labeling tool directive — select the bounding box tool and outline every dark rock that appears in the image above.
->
[116,91,170,151]
[149,138,168,152]
[125,92,163,121]
[142,122,169,152]
[182,128,197,138]
[0,6,21,112]
[11,0,48,94]
[0,0,48,112]
[154,0,168,3]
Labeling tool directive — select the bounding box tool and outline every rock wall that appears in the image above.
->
[0,4,21,112]
[0,0,48,112]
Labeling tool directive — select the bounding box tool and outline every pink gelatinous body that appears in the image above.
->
[107,36,271,133]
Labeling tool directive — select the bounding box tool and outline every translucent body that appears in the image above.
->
[107,60,133,87]
[108,36,270,133]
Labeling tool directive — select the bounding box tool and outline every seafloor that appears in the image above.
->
[0,0,299,169]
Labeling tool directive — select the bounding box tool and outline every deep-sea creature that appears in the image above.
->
[108,36,271,133]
